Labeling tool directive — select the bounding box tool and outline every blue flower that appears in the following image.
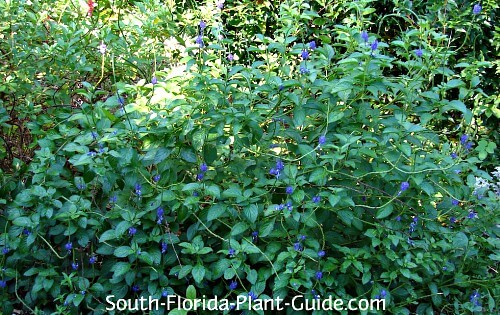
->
[309,40,317,50]
[134,183,142,196]
[451,199,459,206]
[300,50,309,60]
[153,174,161,182]
[195,35,204,47]
[227,53,234,61]
[380,289,387,298]
[0,280,6,288]
[248,291,257,300]
[162,290,169,297]
[473,4,481,15]
[318,135,326,146]
[216,0,224,10]
[275,203,285,211]
[451,152,458,159]
[293,242,303,251]
[460,134,468,145]
[415,48,423,57]
[396,216,401,222]
[157,207,164,224]
[161,241,168,254]
[286,201,293,211]
[315,271,323,280]
[251,231,258,242]
[450,216,457,224]
[65,242,73,251]
[151,76,157,84]
[23,228,30,235]
[128,227,137,236]
[299,234,306,241]
[71,262,79,270]
[467,210,478,219]
[196,173,204,181]
[91,131,98,140]
[229,280,238,290]
[228,248,235,257]
[400,181,410,191]
[312,195,321,203]
[200,163,208,173]
[371,39,378,51]
[318,250,325,258]
[286,186,294,195]
[132,285,140,292]
[470,290,481,306]
[465,142,473,151]
[89,256,97,264]
[2,247,9,255]
[300,66,309,74]
[199,20,207,30]
[361,30,369,42]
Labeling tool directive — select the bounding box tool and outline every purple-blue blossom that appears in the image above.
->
[312,195,321,203]
[286,186,294,195]
[128,227,137,236]
[301,50,309,60]
[315,271,323,280]
[361,30,369,42]
[318,135,326,146]
[415,48,423,57]
[473,4,481,15]
[309,40,316,50]
[371,39,378,51]
[318,250,325,258]
[229,280,237,290]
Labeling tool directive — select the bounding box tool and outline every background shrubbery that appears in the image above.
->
[0,0,498,314]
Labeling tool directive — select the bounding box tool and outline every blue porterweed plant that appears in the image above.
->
[286,186,293,195]
[1,0,498,313]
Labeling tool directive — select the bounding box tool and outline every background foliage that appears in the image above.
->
[0,0,498,314]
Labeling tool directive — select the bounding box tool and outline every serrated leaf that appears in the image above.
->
[191,265,205,283]
[186,285,196,299]
[112,262,131,278]
[114,246,134,258]
[376,204,393,219]
[207,204,226,221]
[243,204,259,223]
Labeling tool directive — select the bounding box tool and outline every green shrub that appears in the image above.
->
[0,0,498,314]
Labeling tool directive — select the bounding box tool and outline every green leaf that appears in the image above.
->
[231,222,249,236]
[192,129,206,151]
[207,204,226,221]
[99,230,116,242]
[309,168,327,185]
[186,285,196,299]
[376,204,394,219]
[12,217,32,227]
[205,185,221,198]
[338,210,353,226]
[180,148,197,163]
[452,232,468,249]
[203,144,217,164]
[243,204,259,223]
[114,246,134,258]
[191,265,205,283]
[112,262,131,278]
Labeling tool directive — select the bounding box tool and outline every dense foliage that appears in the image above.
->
[0,0,498,314]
